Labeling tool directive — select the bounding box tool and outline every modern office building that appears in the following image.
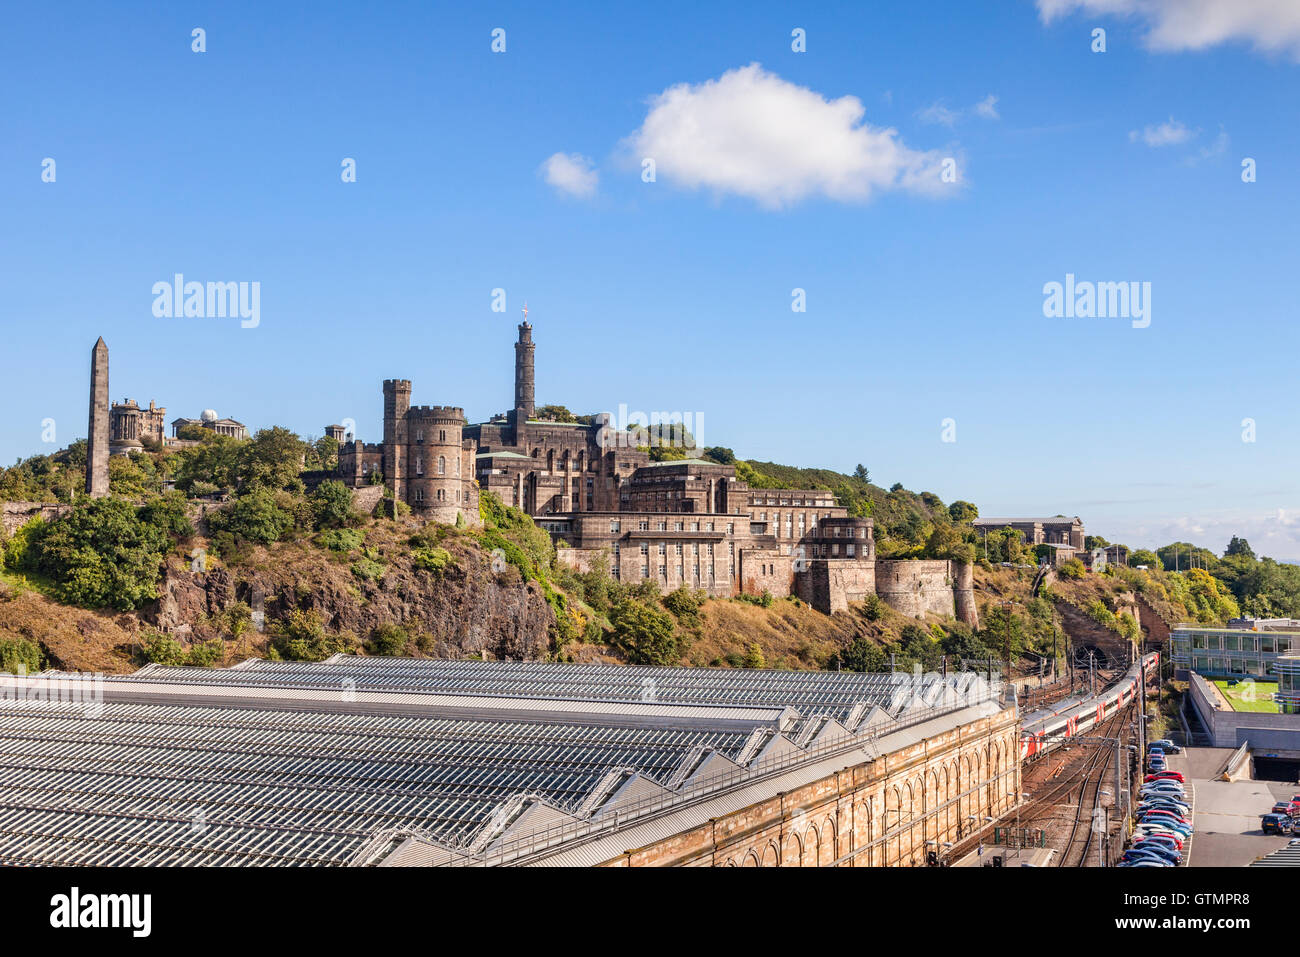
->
[1169,619,1300,680]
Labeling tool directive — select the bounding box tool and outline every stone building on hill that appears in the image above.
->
[332,319,978,624]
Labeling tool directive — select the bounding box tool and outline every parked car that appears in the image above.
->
[1261,813,1293,835]
[1130,842,1180,864]
[1140,802,1190,815]
[1270,801,1300,819]
[1140,787,1185,800]
[1144,771,1185,784]
[1150,739,1182,754]
[1134,831,1183,849]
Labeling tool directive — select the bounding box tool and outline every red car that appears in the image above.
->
[1144,772,1185,784]
[1271,801,1300,819]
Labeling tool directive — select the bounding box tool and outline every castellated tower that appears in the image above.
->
[378,379,480,526]
[85,338,109,498]
[381,379,412,501]
[404,406,478,525]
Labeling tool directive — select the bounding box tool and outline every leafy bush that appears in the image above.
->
[317,528,364,553]
[209,487,295,546]
[0,637,43,675]
[734,590,774,608]
[310,480,356,530]
[139,631,186,665]
[268,610,355,661]
[34,498,172,609]
[840,636,886,672]
[609,597,679,665]
[184,639,226,667]
[413,546,453,574]
[367,623,410,656]
[1058,558,1085,580]
[352,555,385,582]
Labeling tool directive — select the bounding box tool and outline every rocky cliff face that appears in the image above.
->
[148,537,555,661]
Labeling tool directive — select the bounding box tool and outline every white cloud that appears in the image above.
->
[1037,0,1300,59]
[917,94,1000,126]
[1129,116,1197,146]
[624,63,953,209]
[974,94,1001,120]
[1110,509,1300,563]
[539,152,598,198]
[1197,126,1231,160]
[918,102,962,126]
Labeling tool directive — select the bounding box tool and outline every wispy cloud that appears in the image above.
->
[1037,0,1300,60]
[1129,116,1197,147]
[622,64,956,209]
[539,152,599,198]
[917,93,1001,126]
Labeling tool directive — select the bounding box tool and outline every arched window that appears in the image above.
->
[438,455,446,475]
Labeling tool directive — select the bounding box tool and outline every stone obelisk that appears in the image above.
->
[86,337,109,497]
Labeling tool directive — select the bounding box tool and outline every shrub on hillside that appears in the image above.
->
[0,637,43,675]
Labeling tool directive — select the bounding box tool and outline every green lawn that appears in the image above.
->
[1214,679,1280,713]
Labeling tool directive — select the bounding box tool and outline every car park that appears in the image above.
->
[1261,813,1293,835]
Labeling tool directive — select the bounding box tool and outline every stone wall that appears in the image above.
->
[1,502,74,538]
[600,704,1021,867]
[797,560,876,615]
[874,560,958,619]
[350,485,385,516]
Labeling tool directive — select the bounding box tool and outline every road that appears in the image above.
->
[1165,747,1298,867]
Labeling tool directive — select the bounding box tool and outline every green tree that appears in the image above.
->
[35,498,172,609]
[210,487,295,545]
[841,635,886,672]
[948,500,979,523]
[237,427,308,493]
[610,598,678,665]
[1225,536,1256,560]
[309,480,356,530]
[980,605,1024,674]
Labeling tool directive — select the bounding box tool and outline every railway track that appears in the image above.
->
[1057,705,1134,867]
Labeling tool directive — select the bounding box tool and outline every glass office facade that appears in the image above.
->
[1169,625,1300,679]
[1276,656,1300,714]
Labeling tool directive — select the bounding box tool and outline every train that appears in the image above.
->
[1019,651,1159,760]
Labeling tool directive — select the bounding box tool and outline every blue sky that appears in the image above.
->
[3,1,1299,556]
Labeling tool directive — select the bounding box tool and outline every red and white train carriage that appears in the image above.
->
[1020,652,1158,760]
